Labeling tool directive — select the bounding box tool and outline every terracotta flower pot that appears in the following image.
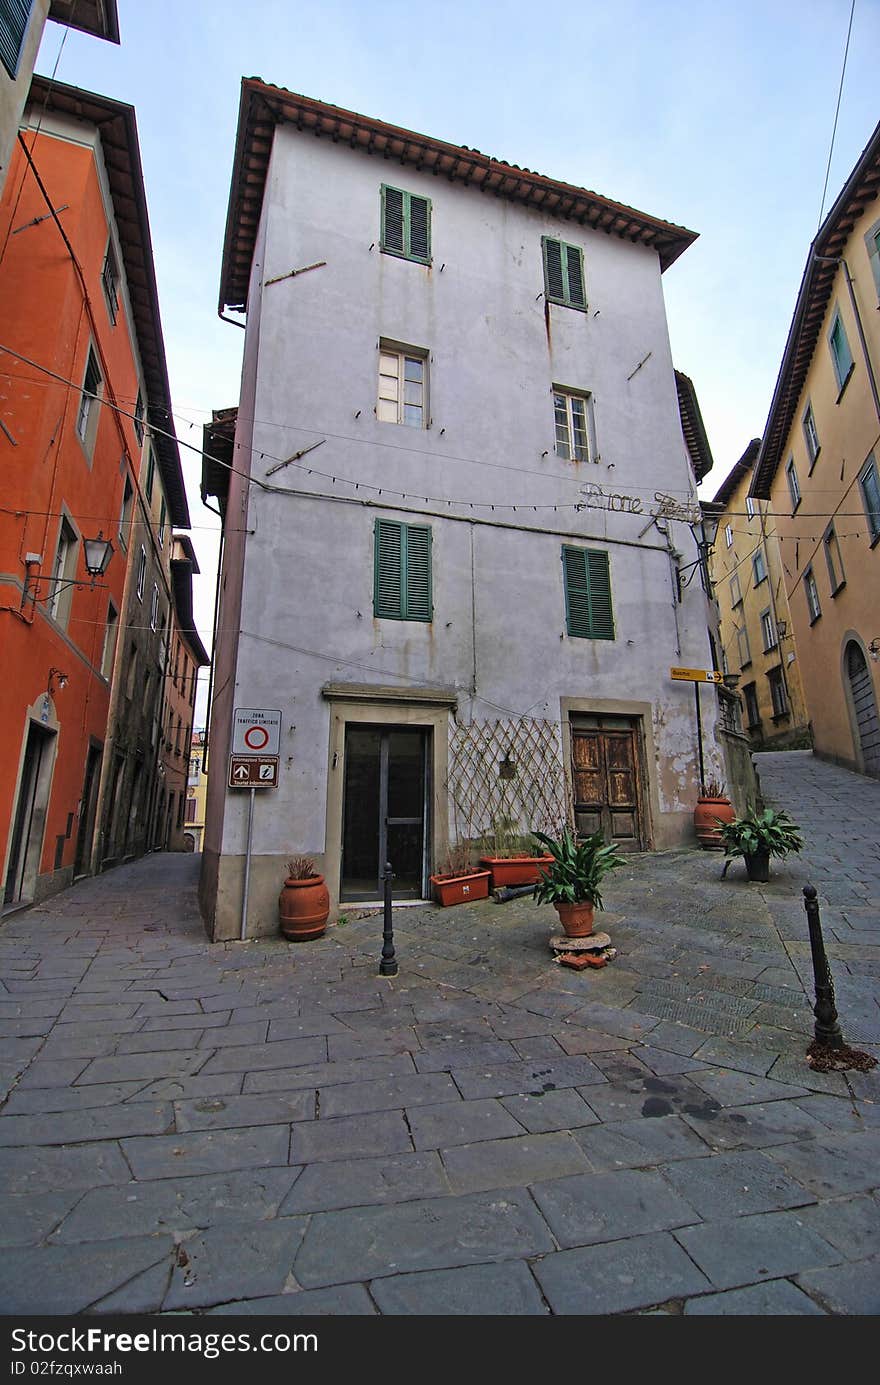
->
[554,900,596,937]
[279,874,330,941]
[430,870,491,907]
[694,795,735,850]
[479,855,554,889]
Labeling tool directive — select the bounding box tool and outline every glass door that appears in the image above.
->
[341,727,428,901]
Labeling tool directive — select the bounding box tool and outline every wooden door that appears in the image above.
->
[571,725,643,850]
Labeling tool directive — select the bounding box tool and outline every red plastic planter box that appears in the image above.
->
[430,870,491,907]
[479,856,553,889]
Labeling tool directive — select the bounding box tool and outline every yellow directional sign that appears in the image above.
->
[670,667,723,684]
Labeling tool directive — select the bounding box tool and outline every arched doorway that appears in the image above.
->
[846,641,880,776]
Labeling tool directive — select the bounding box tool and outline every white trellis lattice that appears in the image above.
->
[447,717,571,853]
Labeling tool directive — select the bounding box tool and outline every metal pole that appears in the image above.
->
[694,681,705,788]
[803,884,844,1050]
[240,787,255,942]
[379,860,398,976]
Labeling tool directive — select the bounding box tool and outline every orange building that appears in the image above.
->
[750,120,880,777]
[0,77,188,908]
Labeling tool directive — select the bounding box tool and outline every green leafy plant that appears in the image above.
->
[531,827,625,910]
[718,808,803,860]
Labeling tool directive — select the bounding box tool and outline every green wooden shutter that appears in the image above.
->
[0,0,32,78]
[381,186,405,254]
[409,195,431,262]
[375,519,404,618]
[566,243,586,308]
[403,524,432,620]
[543,237,565,301]
[563,546,613,640]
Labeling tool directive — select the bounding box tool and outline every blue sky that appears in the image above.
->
[35,0,880,704]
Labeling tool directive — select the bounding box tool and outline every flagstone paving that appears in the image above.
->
[0,750,877,1315]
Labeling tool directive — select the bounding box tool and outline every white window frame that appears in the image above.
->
[828,309,854,393]
[802,402,820,469]
[768,665,789,718]
[859,454,880,545]
[553,387,595,462]
[75,347,102,455]
[101,601,118,679]
[760,608,777,652]
[149,583,159,632]
[823,525,845,595]
[135,546,146,602]
[377,344,427,428]
[48,516,78,626]
[736,624,751,669]
[158,497,166,549]
[101,239,120,325]
[745,496,755,519]
[752,548,767,585]
[804,565,821,624]
[118,475,133,551]
[724,524,733,548]
[785,458,801,513]
[730,572,742,607]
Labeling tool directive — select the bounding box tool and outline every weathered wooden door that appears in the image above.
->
[570,721,643,850]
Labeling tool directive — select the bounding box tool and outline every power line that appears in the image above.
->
[817,0,857,228]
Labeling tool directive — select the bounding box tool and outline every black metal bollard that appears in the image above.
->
[379,860,398,977]
[803,884,844,1050]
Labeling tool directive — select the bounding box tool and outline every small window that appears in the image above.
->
[730,573,742,607]
[102,240,120,325]
[118,476,133,550]
[752,548,767,585]
[768,666,789,718]
[553,388,594,462]
[785,458,801,513]
[145,447,156,502]
[804,565,821,624]
[76,347,103,455]
[745,496,756,519]
[0,0,33,78]
[101,602,118,679]
[158,497,166,548]
[150,583,159,631]
[48,517,78,627]
[134,389,145,445]
[802,402,820,469]
[377,345,427,428]
[562,546,614,640]
[743,681,760,730]
[761,608,777,652]
[136,546,147,602]
[725,524,733,548]
[125,643,138,700]
[824,526,845,595]
[859,454,880,544]
[542,237,587,311]
[380,185,431,265]
[374,518,432,622]
[736,624,751,669]
[829,311,854,393]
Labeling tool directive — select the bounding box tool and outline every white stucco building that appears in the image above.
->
[200,80,725,940]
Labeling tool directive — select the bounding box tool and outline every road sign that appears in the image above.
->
[232,707,282,756]
[228,755,279,789]
[670,667,723,684]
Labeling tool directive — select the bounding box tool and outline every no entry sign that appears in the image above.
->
[232,707,282,756]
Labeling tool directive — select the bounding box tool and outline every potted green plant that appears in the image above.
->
[719,808,804,882]
[694,777,735,850]
[279,856,330,940]
[430,842,491,907]
[532,826,625,937]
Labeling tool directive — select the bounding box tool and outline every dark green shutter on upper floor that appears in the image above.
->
[563,546,613,640]
[542,236,587,310]
[0,0,32,78]
[374,519,432,621]
[381,185,431,265]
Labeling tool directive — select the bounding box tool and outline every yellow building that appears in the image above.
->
[710,440,810,748]
[184,729,208,852]
[750,120,880,778]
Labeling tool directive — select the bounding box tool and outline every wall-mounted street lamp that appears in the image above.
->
[869,638,880,662]
[24,532,114,604]
[47,668,69,694]
[82,533,114,579]
[676,504,723,603]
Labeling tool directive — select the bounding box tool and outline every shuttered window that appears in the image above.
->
[542,237,587,310]
[381,185,432,264]
[562,546,613,640]
[374,519,432,621]
[0,0,32,78]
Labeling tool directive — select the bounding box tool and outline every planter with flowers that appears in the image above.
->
[430,842,491,908]
[279,856,330,941]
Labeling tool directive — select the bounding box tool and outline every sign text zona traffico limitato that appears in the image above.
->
[231,707,282,756]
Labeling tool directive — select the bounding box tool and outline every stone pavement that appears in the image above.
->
[0,750,877,1316]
